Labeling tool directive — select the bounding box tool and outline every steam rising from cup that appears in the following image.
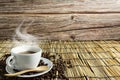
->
[13,19,38,47]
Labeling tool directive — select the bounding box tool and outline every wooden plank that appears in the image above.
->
[0,0,120,13]
[32,26,120,40]
[0,14,120,40]
[0,14,120,32]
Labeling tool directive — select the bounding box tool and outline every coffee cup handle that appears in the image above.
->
[6,56,15,69]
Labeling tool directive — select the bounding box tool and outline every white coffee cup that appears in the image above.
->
[6,45,42,70]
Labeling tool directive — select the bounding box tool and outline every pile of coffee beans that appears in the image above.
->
[0,53,69,80]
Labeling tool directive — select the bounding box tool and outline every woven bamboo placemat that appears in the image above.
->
[0,40,120,80]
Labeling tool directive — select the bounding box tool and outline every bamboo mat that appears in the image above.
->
[0,40,120,80]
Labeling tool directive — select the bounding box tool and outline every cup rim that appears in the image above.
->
[11,45,42,56]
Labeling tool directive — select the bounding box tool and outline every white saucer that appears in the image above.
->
[6,57,53,78]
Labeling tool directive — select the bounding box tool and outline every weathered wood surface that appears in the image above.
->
[0,0,120,14]
[0,0,120,40]
[0,14,120,40]
[0,0,120,13]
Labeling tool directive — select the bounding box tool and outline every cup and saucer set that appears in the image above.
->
[5,45,53,77]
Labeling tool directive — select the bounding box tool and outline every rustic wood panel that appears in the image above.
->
[0,14,120,40]
[0,0,120,13]
[0,0,120,40]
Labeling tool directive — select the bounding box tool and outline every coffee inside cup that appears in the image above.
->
[18,51,36,54]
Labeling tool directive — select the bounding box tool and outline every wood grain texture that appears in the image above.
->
[0,14,120,40]
[0,0,120,13]
[0,0,120,40]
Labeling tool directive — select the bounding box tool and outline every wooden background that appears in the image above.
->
[0,0,120,40]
